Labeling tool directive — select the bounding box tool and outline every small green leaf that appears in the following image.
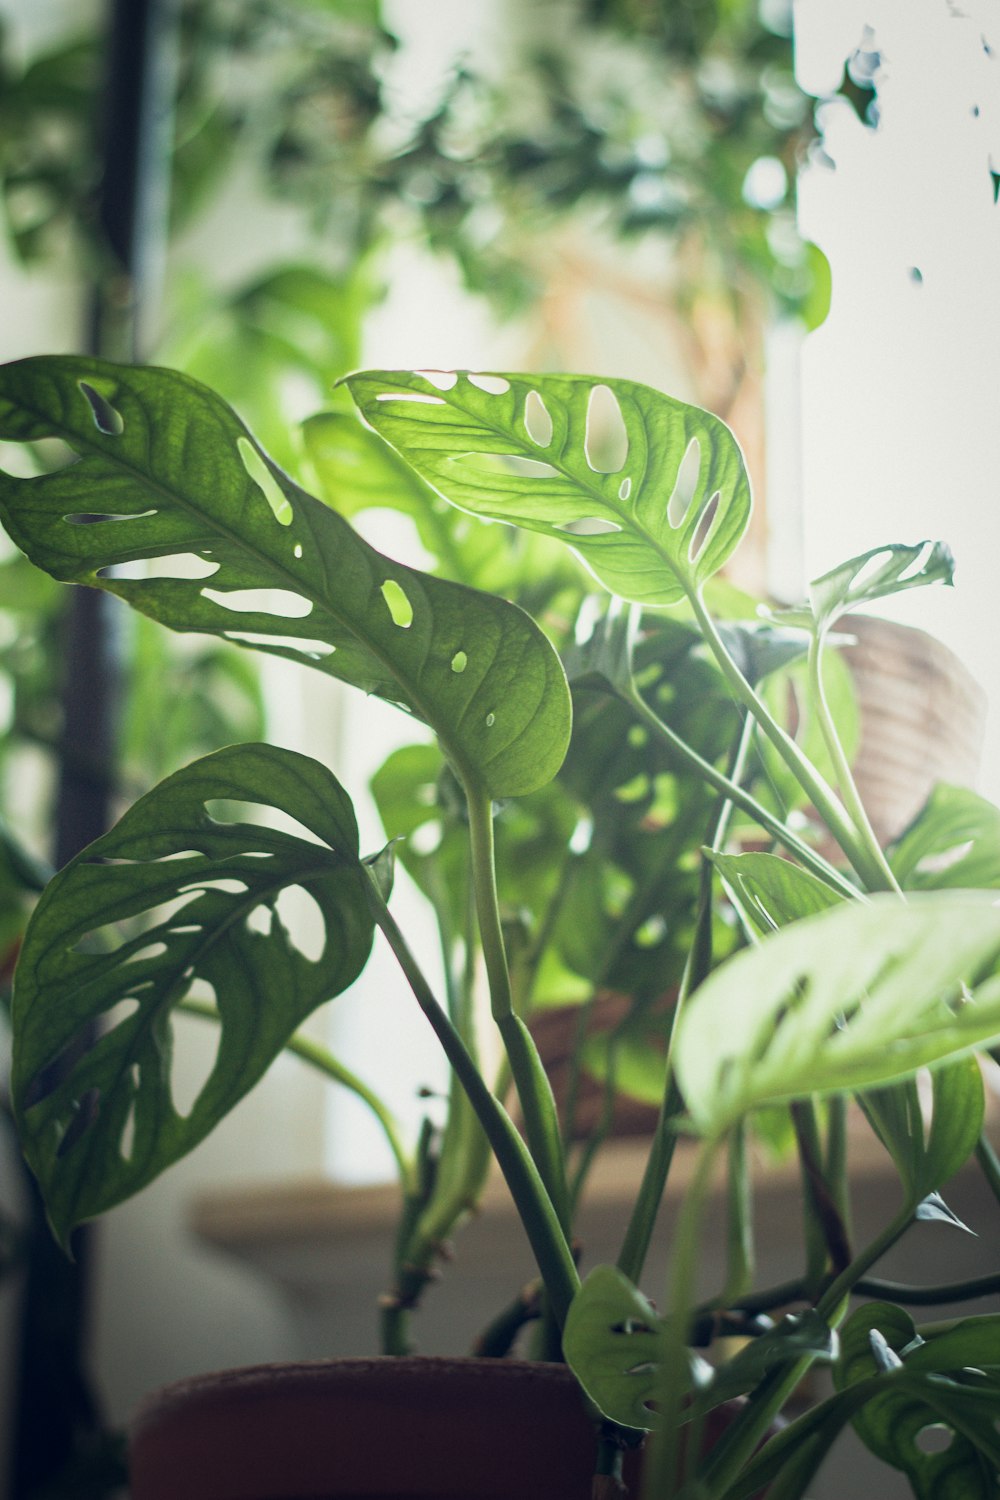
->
[804,542,954,636]
[562,1264,666,1430]
[697,1310,838,1413]
[675,894,1000,1136]
[708,850,844,935]
[12,744,375,1245]
[347,370,752,607]
[0,356,570,799]
[890,783,1000,891]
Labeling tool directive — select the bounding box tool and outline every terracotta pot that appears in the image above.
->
[129,1356,745,1500]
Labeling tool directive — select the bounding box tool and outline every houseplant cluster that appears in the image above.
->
[1,356,999,1497]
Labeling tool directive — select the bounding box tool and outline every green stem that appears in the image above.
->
[807,630,900,894]
[177,996,414,1191]
[641,1136,722,1500]
[814,1202,916,1322]
[364,870,580,1326]
[688,590,892,892]
[465,783,571,1229]
[974,1132,1000,1209]
[623,684,858,901]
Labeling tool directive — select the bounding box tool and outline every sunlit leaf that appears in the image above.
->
[0,356,570,799]
[890,783,1000,891]
[11,744,375,1246]
[775,542,955,638]
[708,851,844,935]
[347,369,752,607]
[675,894,1000,1136]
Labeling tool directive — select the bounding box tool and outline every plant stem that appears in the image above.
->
[464,783,571,1228]
[364,871,580,1326]
[177,997,414,1190]
[813,1203,916,1322]
[807,630,901,894]
[641,1136,722,1500]
[688,589,893,892]
[623,684,858,900]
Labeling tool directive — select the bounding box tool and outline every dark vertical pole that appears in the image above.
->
[11,1,178,1494]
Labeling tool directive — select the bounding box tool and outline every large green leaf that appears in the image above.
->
[890,783,1000,891]
[835,1303,1000,1498]
[12,744,375,1245]
[346,370,752,607]
[0,356,569,799]
[675,894,1000,1136]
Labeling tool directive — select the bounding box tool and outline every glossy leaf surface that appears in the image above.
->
[347,370,752,607]
[675,894,1000,1136]
[12,744,374,1244]
[0,356,569,798]
[562,1264,668,1430]
[708,851,844,935]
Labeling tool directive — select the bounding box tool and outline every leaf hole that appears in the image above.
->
[410,821,443,856]
[619,476,632,502]
[524,390,554,447]
[203,799,327,847]
[237,436,293,526]
[914,1425,953,1455]
[79,380,124,436]
[451,650,468,673]
[485,711,496,727]
[293,543,304,559]
[555,517,622,536]
[104,554,219,582]
[246,904,273,936]
[415,370,458,390]
[381,578,414,628]
[275,884,326,963]
[119,1065,141,1162]
[374,391,445,406]
[201,586,312,618]
[171,979,221,1118]
[585,384,629,473]
[457,452,559,480]
[689,492,721,561]
[667,438,701,529]
[177,876,250,896]
[224,631,335,659]
[467,373,510,395]
[124,941,168,966]
[66,508,158,525]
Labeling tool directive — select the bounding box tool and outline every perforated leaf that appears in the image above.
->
[347,370,752,606]
[708,851,844,935]
[890,784,1000,891]
[11,744,375,1245]
[675,894,1000,1136]
[776,542,955,637]
[860,1055,984,1207]
[836,1303,1000,1498]
[563,1265,669,1430]
[0,357,569,798]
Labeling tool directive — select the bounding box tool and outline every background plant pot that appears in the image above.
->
[130,1355,754,1500]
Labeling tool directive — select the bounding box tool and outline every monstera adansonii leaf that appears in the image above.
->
[0,357,569,799]
[346,370,751,607]
[675,893,1000,1139]
[12,744,376,1246]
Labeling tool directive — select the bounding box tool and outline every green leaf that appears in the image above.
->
[776,542,955,637]
[347,370,752,607]
[696,1310,838,1413]
[674,894,1000,1136]
[890,784,1000,891]
[708,851,844,936]
[0,356,570,799]
[835,1303,1000,1498]
[11,744,375,1245]
[860,1054,984,1206]
[562,1264,667,1430]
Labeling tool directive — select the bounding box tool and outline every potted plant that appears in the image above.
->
[1,357,1000,1499]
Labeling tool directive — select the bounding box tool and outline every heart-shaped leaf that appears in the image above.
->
[562,1264,671,1430]
[0,356,569,799]
[674,894,1000,1137]
[12,743,375,1245]
[347,370,752,607]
